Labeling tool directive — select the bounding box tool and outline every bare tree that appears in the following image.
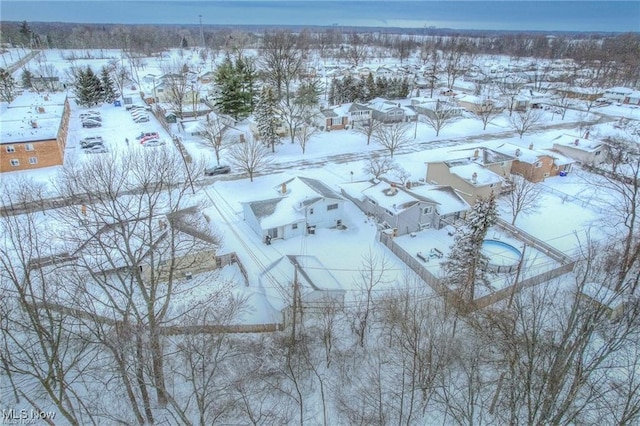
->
[344,32,369,67]
[472,99,502,130]
[421,101,460,136]
[503,173,542,225]
[373,122,412,158]
[161,61,190,119]
[0,178,99,425]
[509,108,544,139]
[261,30,305,104]
[363,154,398,180]
[351,249,392,348]
[227,136,272,182]
[295,122,319,155]
[198,114,233,165]
[352,118,383,145]
[51,148,212,414]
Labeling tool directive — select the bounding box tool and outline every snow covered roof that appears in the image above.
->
[361,182,420,214]
[431,146,514,165]
[260,255,344,312]
[605,87,634,95]
[244,175,343,229]
[552,134,604,153]
[1,91,67,144]
[449,163,503,186]
[407,185,470,215]
[541,149,574,166]
[493,143,547,164]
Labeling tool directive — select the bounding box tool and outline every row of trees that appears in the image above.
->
[328,74,410,105]
[73,65,117,107]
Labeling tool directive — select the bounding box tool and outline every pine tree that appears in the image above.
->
[255,86,280,152]
[21,69,33,89]
[213,55,256,120]
[100,66,117,103]
[365,72,376,101]
[443,193,498,301]
[74,66,103,107]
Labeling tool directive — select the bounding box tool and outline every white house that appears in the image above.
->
[603,87,634,103]
[242,176,345,241]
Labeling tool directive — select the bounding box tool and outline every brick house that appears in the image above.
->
[0,92,70,173]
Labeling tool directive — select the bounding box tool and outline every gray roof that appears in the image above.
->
[248,198,283,220]
[298,177,344,201]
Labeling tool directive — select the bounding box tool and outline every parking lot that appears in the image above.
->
[66,100,174,161]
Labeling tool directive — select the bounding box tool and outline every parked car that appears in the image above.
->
[137,132,160,143]
[142,139,165,147]
[126,104,151,111]
[133,115,150,123]
[80,114,102,122]
[81,140,105,149]
[84,145,109,154]
[130,109,148,117]
[204,165,231,176]
[80,136,104,147]
[82,118,102,128]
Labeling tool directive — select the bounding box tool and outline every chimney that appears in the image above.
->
[37,107,45,113]
[281,182,287,194]
[528,143,534,150]
[515,148,521,157]
[31,121,38,128]
[471,172,478,184]
[473,148,479,158]
[584,131,590,140]
[574,139,579,146]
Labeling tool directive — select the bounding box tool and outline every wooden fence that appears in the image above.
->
[379,223,577,313]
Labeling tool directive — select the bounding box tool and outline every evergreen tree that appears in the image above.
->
[443,193,498,301]
[255,86,280,152]
[213,55,256,120]
[399,77,410,98]
[296,79,322,108]
[21,69,33,89]
[100,66,117,103]
[74,66,103,107]
[365,72,377,101]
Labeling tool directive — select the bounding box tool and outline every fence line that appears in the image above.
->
[379,225,576,312]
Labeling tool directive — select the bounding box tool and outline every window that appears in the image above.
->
[292,223,298,230]
[10,159,19,167]
[543,173,550,177]
[595,150,601,156]
[422,206,433,215]
[535,161,542,168]
[309,208,314,215]
[6,146,15,153]
[28,157,38,165]
[25,144,34,151]
[327,203,338,211]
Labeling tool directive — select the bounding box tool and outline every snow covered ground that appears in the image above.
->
[2,47,639,319]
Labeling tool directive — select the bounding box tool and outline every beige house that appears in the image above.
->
[425,147,514,205]
[551,134,608,166]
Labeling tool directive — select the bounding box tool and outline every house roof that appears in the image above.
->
[493,143,547,164]
[1,92,67,144]
[361,182,420,214]
[407,185,470,215]
[432,146,515,166]
[552,134,604,153]
[245,175,343,230]
[449,162,504,186]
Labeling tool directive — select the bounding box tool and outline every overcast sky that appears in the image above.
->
[2,1,639,32]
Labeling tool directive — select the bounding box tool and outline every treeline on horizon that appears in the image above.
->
[1,20,639,65]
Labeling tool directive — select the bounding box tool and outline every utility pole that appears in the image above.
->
[198,15,205,47]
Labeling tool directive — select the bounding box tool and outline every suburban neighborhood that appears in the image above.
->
[1,6,639,424]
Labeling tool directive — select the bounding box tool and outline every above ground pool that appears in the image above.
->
[481,239,522,273]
